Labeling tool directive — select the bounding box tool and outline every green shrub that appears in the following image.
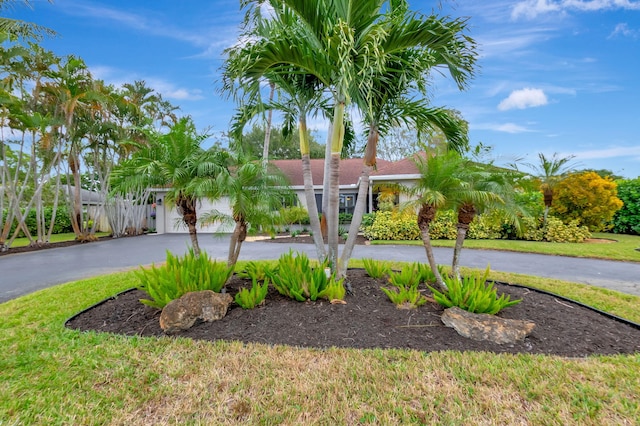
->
[362,258,390,279]
[267,250,345,302]
[338,213,353,224]
[429,266,521,314]
[412,262,438,284]
[467,210,505,240]
[428,210,458,240]
[237,261,274,282]
[361,210,420,241]
[5,206,74,237]
[388,267,421,289]
[544,218,591,243]
[612,178,640,235]
[235,278,269,309]
[380,285,427,309]
[318,279,346,301]
[381,267,427,309]
[136,249,234,309]
[280,206,310,225]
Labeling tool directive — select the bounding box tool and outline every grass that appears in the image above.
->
[11,232,111,248]
[371,232,640,262]
[2,261,640,424]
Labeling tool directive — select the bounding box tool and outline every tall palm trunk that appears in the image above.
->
[298,114,326,260]
[177,194,201,257]
[418,204,447,292]
[338,122,378,278]
[68,151,85,240]
[261,82,275,167]
[327,102,345,271]
[452,202,476,280]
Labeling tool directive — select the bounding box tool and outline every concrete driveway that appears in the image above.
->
[1,233,639,303]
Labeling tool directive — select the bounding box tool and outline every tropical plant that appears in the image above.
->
[362,258,390,279]
[551,171,623,232]
[527,153,576,225]
[237,261,274,282]
[0,0,55,40]
[230,0,477,274]
[429,266,521,315]
[449,161,527,280]
[387,267,421,289]
[612,178,640,235]
[266,250,345,302]
[235,278,269,309]
[196,149,292,269]
[111,117,226,256]
[136,249,234,309]
[380,285,427,309]
[407,150,468,291]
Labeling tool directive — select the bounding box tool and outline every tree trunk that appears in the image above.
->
[452,224,469,281]
[327,103,345,271]
[178,194,200,257]
[261,83,275,167]
[338,122,378,278]
[452,203,476,281]
[227,219,247,268]
[320,123,333,239]
[417,204,447,292]
[299,114,326,260]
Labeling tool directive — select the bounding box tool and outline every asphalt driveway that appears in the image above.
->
[1,233,639,303]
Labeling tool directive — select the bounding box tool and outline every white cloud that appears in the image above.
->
[609,23,640,39]
[512,0,640,20]
[473,122,533,133]
[498,88,549,110]
[568,145,640,160]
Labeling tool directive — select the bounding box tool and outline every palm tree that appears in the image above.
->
[408,150,468,291]
[230,0,477,271]
[449,163,517,281]
[0,0,55,40]
[110,117,226,256]
[196,149,292,269]
[223,63,329,260]
[42,56,104,241]
[531,153,576,225]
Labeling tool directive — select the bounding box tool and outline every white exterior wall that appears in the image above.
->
[154,191,234,234]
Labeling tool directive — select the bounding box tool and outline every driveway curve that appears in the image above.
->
[1,233,639,303]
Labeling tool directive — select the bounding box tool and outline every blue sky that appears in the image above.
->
[7,0,640,178]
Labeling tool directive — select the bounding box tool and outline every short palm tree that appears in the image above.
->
[110,117,226,256]
[449,164,518,280]
[532,153,576,225]
[408,150,468,291]
[197,149,292,269]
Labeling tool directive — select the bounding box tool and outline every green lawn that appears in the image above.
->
[10,232,111,248]
[1,260,639,424]
[372,232,640,262]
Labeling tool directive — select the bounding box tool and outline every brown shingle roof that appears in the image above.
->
[271,158,393,187]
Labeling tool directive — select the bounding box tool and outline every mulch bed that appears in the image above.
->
[67,269,640,357]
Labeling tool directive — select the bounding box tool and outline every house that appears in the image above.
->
[153,155,424,234]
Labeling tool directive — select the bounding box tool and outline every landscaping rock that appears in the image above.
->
[160,290,233,334]
[441,307,535,345]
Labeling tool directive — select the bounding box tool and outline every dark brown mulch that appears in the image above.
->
[67,269,640,357]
